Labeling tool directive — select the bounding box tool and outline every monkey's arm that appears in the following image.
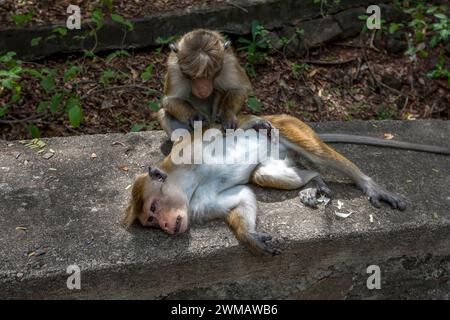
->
[162,97,199,124]
[319,134,450,155]
[217,89,248,129]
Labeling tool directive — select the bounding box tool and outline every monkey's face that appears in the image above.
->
[191,78,214,99]
[137,173,189,235]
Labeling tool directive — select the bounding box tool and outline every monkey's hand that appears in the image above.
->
[246,232,281,256]
[188,113,209,129]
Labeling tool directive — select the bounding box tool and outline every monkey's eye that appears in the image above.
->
[150,202,157,213]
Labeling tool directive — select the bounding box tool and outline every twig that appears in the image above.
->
[80,84,161,100]
[227,1,249,12]
[297,57,358,65]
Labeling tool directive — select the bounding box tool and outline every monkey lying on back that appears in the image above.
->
[123,114,448,255]
[158,29,252,134]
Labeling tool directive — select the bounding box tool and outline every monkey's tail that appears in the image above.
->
[318,134,450,155]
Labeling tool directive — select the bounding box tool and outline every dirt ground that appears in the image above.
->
[0,35,449,140]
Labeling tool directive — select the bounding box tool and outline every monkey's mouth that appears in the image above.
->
[174,215,182,234]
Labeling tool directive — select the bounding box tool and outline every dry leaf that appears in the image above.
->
[91,153,97,159]
[384,133,394,140]
[334,211,353,218]
[119,165,129,172]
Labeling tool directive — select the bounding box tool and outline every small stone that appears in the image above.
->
[16,272,24,278]
[42,152,54,160]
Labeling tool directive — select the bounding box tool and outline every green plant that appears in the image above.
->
[375,105,396,120]
[140,64,154,82]
[291,63,311,79]
[100,69,120,86]
[247,95,262,111]
[427,56,450,86]
[105,50,131,63]
[155,35,178,55]
[10,11,34,26]
[237,21,271,76]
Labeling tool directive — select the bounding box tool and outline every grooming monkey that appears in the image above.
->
[123,114,448,255]
[157,29,252,134]
[155,29,449,155]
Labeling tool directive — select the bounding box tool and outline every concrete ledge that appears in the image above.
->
[1,120,449,299]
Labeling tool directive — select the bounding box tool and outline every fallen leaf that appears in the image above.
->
[15,226,27,231]
[384,133,394,140]
[369,214,374,223]
[91,153,97,159]
[119,165,129,172]
[336,200,344,210]
[334,211,353,218]
[42,152,54,160]
[317,195,331,205]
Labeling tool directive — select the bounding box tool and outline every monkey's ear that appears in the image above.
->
[169,42,179,53]
[223,40,232,49]
[148,167,167,182]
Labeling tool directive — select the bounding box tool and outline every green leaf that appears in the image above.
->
[37,101,49,113]
[1,79,14,89]
[83,50,95,58]
[92,9,104,30]
[105,50,131,63]
[0,105,8,118]
[24,68,42,78]
[11,11,34,26]
[67,98,83,127]
[41,75,55,93]
[131,124,145,132]
[53,27,68,37]
[434,13,447,20]
[63,65,82,82]
[247,97,262,111]
[389,23,399,34]
[50,93,63,114]
[140,64,154,81]
[26,124,41,138]
[31,37,42,47]
[0,52,16,63]
[147,100,160,112]
[111,14,133,31]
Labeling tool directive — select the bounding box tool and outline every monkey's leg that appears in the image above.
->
[213,186,280,255]
[264,115,406,210]
[251,159,331,208]
[217,89,247,130]
[157,109,191,136]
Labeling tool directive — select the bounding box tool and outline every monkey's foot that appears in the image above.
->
[247,232,281,256]
[188,114,209,128]
[298,188,319,208]
[366,187,407,211]
[312,176,332,197]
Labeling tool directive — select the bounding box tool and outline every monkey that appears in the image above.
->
[157,29,252,135]
[124,114,449,255]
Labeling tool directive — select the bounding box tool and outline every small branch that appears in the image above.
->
[80,84,161,100]
[297,57,358,65]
